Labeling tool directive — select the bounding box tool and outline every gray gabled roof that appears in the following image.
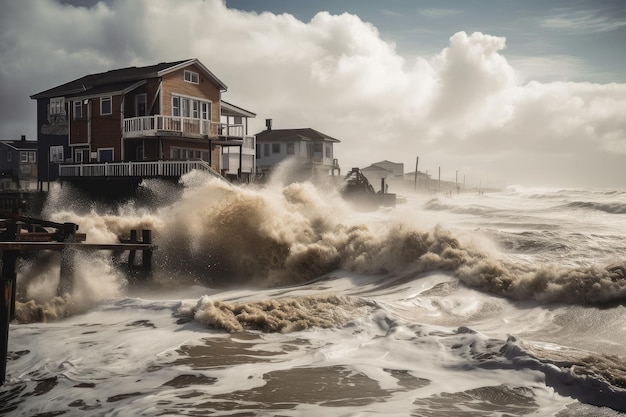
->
[221,101,256,118]
[0,140,38,151]
[255,128,340,143]
[31,58,228,100]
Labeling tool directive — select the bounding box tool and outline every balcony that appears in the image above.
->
[59,160,224,180]
[123,115,245,139]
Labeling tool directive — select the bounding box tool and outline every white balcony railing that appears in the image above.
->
[123,115,246,139]
[59,160,223,180]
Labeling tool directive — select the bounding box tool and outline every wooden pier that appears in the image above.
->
[0,212,155,385]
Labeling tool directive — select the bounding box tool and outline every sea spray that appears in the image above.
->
[14,174,626,326]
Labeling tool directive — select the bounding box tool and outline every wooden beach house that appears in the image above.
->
[30,59,256,190]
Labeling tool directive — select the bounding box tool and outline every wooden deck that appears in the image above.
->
[59,159,223,179]
[0,213,157,384]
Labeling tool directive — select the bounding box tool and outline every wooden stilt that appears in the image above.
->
[127,230,137,269]
[141,230,152,271]
[1,250,18,386]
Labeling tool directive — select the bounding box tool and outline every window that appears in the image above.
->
[201,102,211,121]
[192,100,199,119]
[101,96,112,115]
[272,144,280,154]
[287,143,295,155]
[49,97,65,115]
[325,145,331,158]
[135,93,147,117]
[313,143,323,153]
[50,146,64,163]
[73,101,82,119]
[264,144,270,157]
[172,94,210,119]
[184,70,199,84]
[29,152,36,162]
[182,98,190,117]
[172,96,180,117]
[20,152,28,162]
[7,153,11,162]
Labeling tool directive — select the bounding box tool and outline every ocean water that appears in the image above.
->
[2,172,626,416]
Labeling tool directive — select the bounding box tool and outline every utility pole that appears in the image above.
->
[438,167,441,191]
[413,156,419,191]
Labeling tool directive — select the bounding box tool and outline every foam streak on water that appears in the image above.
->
[2,176,626,416]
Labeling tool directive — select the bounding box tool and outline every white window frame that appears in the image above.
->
[184,70,199,84]
[201,102,211,121]
[172,96,180,117]
[49,97,66,115]
[28,151,36,162]
[73,100,82,119]
[50,145,64,163]
[97,147,114,162]
[100,96,112,115]
[20,152,28,162]
[172,94,210,120]
[182,98,190,118]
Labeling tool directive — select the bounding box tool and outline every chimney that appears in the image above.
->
[265,119,272,131]
[21,135,26,141]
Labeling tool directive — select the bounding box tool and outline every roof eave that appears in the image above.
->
[158,58,228,91]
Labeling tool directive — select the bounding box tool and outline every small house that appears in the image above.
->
[254,120,341,180]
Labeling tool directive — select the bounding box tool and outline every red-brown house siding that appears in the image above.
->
[90,94,123,160]
[69,100,89,145]
[123,79,161,118]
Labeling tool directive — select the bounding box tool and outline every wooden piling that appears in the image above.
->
[0,213,156,384]
[141,230,152,271]
[58,222,78,296]
[1,251,18,386]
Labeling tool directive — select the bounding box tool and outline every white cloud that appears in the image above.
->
[1,0,625,187]
[418,8,462,19]
[542,9,626,33]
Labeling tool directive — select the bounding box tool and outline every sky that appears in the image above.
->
[1,0,625,188]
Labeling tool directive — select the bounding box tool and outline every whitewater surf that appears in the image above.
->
[2,174,626,416]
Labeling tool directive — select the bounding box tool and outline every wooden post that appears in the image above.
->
[414,156,419,191]
[58,223,78,296]
[141,230,152,271]
[0,222,19,385]
[1,250,18,386]
[127,229,137,269]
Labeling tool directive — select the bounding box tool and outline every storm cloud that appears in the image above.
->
[1,0,625,187]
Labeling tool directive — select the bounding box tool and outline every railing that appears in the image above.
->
[59,160,223,180]
[214,122,244,138]
[123,116,246,139]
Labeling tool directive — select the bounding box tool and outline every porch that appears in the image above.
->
[123,115,245,139]
[59,160,223,180]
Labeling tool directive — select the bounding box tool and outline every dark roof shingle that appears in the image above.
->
[255,128,340,143]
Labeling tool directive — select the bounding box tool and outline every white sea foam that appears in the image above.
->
[4,174,626,415]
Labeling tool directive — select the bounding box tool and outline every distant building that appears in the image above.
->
[0,136,38,190]
[254,120,341,180]
[361,160,404,192]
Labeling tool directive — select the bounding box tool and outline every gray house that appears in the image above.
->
[255,120,341,180]
[0,136,38,190]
